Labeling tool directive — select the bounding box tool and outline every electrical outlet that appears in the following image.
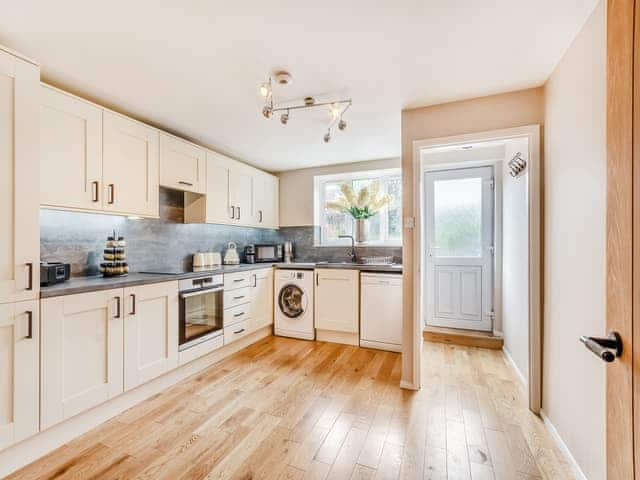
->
[404,217,415,229]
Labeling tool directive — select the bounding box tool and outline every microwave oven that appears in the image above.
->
[245,244,284,263]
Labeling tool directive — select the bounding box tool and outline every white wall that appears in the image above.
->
[278,158,400,226]
[543,1,606,479]
[501,137,529,384]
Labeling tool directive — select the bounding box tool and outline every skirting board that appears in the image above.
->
[316,329,359,346]
[540,410,588,480]
[0,326,272,479]
[502,346,527,387]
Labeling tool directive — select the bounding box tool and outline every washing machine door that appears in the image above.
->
[278,284,307,318]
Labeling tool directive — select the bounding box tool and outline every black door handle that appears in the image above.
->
[580,332,622,362]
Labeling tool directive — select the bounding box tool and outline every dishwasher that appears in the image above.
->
[360,273,402,352]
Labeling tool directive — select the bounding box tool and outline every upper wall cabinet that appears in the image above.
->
[0,49,39,304]
[159,133,205,194]
[40,86,103,211]
[185,150,278,229]
[253,172,279,229]
[103,112,159,218]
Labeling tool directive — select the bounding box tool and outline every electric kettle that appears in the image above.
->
[223,242,240,265]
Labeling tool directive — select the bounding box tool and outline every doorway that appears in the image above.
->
[411,125,541,412]
[424,166,494,331]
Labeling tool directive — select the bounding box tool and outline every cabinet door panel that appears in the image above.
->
[253,173,278,228]
[314,269,359,333]
[160,133,206,193]
[40,86,102,210]
[250,269,273,331]
[0,300,39,451]
[229,168,252,224]
[0,51,39,304]
[103,112,159,217]
[205,151,232,224]
[41,289,123,430]
[124,282,178,391]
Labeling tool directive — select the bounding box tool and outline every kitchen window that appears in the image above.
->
[314,168,402,246]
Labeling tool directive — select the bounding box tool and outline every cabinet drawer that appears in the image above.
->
[224,303,250,327]
[224,320,249,345]
[224,271,251,290]
[224,287,250,308]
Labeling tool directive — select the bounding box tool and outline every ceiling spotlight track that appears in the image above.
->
[259,72,351,143]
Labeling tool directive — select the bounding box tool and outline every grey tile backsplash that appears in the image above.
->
[41,188,402,277]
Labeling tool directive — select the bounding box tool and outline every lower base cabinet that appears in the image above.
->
[123,282,178,391]
[314,269,360,345]
[41,282,179,430]
[41,289,124,430]
[0,300,39,451]
[250,268,274,331]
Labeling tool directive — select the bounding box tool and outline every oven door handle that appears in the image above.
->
[180,286,223,299]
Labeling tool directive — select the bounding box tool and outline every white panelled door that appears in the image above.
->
[425,166,494,331]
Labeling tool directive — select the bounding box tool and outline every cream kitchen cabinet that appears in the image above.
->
[314,269,360,345]
[253,172,279,228]
[41,289,124,430]
[123,282,179,391]
[185,150,253,226]
[40,85,103,211]
[0,300,39,451]
[249,268,273,331]
[0,49,39,305]
[159,133,206,194]
[103,111,159,218]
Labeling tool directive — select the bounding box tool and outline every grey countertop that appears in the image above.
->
[40,262,402,299]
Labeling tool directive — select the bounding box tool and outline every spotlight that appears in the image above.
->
[280,112,289,125]
[338,119,347,131]
[262,106,272,119]
[323,130,331,143]
[259,81,271,98]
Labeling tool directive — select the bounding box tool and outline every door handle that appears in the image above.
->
[108,184,115,204]
[237,207,241,220]
[25,262,33,291]
[230,206,235,219]
[580,332,622,362]
[178,181,193,187]
[92,181,99,202]
[25,310,33,339]
[114,296,121,319]
[130,294,136,315]
[259,210,263,223]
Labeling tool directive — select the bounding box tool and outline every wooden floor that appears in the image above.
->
[8,337,575,480]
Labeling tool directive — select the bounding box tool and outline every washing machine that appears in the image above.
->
[274,269,315,340]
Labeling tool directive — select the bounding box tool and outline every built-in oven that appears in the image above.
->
[178,273,224,351]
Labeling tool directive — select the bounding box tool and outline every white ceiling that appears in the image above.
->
[1,0,598,172]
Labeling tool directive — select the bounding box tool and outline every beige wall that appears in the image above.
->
[277,158,400,226]
[543,1,606,479]
[401,87,544,386]
[501,137,530,384]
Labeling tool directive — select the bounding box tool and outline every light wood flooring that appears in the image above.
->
[7,337,575,480]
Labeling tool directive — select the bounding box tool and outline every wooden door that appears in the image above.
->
[607,0,637,478]
[0,300,39,451]
[123,282,178,391]
[314,269,359,333]
[229,165,253,224]
[41,289,124,429]
[0,49,39,304]
[40,85,103,211]
[424,167,494,331]
[253,173,278,228]
[159,133,206,194]
[250,268,274,331]
[103,111,159,218]
[205,151,232,224]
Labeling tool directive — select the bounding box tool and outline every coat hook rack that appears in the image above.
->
[508,152,527,177]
